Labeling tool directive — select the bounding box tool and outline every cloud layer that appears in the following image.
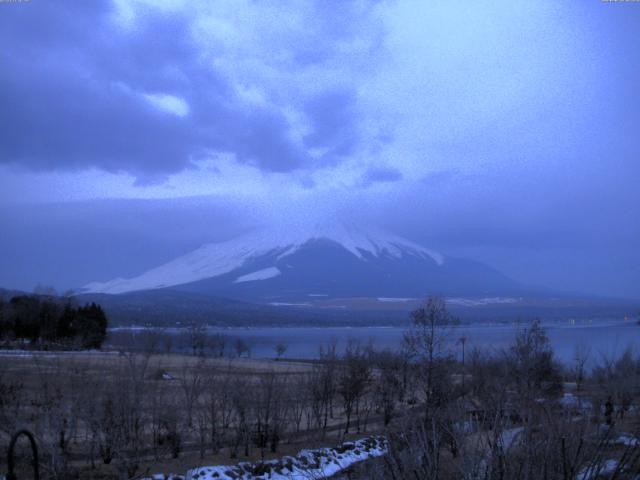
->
[0,0,639,298]
[0,1,386,180]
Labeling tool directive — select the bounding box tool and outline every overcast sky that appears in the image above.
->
[0,0,639,299]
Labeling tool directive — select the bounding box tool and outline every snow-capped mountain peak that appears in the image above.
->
[83,225,444,295]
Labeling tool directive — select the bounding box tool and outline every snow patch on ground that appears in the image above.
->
[234,267,281,283]
[613,434,640,446]
[560,393,579,408]
[147,475,184,480]
[576,459,619,480]
[145,437,387,480]
[560,393,593,411]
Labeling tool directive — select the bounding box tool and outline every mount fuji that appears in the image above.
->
[83,223,529,302]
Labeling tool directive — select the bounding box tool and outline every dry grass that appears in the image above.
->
[0,351,386,480]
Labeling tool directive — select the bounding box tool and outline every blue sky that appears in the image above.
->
[0,0,639,298]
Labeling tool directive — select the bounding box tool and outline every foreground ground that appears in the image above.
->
[1,319,640,479]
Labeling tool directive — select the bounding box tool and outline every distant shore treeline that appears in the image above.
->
[0,295,108,349]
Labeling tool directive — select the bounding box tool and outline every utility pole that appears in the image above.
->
[459,335,467,396]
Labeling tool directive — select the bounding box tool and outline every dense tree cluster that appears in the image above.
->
[0,295,108,349]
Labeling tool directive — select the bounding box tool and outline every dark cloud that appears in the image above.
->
[0,1,310,177]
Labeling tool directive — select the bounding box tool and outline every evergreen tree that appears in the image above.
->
[10,295,41,344]
[0,295,108,349]
[76,302,108,349]
[56,303,77,340]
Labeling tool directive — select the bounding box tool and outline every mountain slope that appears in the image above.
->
[83,225,526,301]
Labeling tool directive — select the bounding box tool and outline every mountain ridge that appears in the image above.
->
[81,225,535,300]
[83,225,447,295]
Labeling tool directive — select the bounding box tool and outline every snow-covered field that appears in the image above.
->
[145,437,387,480]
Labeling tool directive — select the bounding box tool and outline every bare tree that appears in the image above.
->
[234,338,250,358]
[140,328,161,354]
[202,367,234,455]
[208,333,227,357]
[573,341,591,392]
[253,371,287,458]
[404,296,456,420]
[373,350,402,426]
[507,320,562,406]
[274,342,288,360]
[229,377,252,458]
[288,373,310,434]
[91,354,151,479]
[178,358,205,428]
[188,324,207,356]
[310,340,338,436]
[148,374,170,460]
[338,340,372,434]
[161,331,173,354]
[593,347,640,422]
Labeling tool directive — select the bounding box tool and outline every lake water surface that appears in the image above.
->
[201,319,639,366]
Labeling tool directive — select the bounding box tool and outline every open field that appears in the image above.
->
[0,349,393,480]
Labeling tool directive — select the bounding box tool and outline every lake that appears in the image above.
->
[198,318,639,366]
